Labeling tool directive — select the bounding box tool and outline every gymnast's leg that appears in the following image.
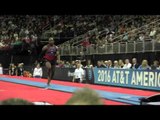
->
[45,61,52,88]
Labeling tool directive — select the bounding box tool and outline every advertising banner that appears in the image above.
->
[93,68,160,91]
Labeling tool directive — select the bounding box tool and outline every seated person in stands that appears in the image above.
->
[151,60,159,70]
[66,87,104,105]
[138,60,151,70]
[131,58,139,69]
[64,61,71,68]
[33,63,43,78]
[16,63,24,76]
[72,63,84,83]
[0,63,3,74]
[85,60,93,68]
[70,61,76,68]
[9,63,16,76]
[104,60,109,67]
[75,60,83,68]
[113,60,119,69]
[95,61,106,68]
[101,60,107,68]
[123,59,132,69]
[118,59,124,68]
[107,60,113,68]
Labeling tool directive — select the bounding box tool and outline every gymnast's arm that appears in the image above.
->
[38,45,48,62]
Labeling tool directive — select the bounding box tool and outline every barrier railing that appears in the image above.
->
[60,40,160,56]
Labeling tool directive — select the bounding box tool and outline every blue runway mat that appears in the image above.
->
[0,77,144,105]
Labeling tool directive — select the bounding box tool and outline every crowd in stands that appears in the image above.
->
[61,15,160,51]
[53,58,160,70]
[8,63,24,76]
[95,58,160,70]
[42,15,123,45]
[2,15,160,53]
[0,57,159,80]
[0,15,108,51]
[91,15,160,46]
[46,15,98,40]
[7,62,39,77]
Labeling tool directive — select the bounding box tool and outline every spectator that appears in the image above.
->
[101,60,107,68]
[24,71,32,78]
[85,59,93,68]
[118,59,124,68]
[81,37,90,52]
[107,60,113,68]
[108,34,113,43]
[70,60,76,68]
[123,59,132,69]
[151,60,159,70]
[104,60,109,67]
[64,61,70,68]
[138,60,151,70]
[9,63,16,76]
[75,60,83,68]
[0,98,33,105]
[72,63,84,83]
[0,63,3,74]
[33,63,43,78]
[0,40,5,48]
[131,58,139,69]
[96,61,106,68]
[138,33,145,41]
[16,63,24,76]
[66,87,104,105]
[149,28,156,39]
[113,60,119,69]
[24,28,29,35]
[122,32,129,42]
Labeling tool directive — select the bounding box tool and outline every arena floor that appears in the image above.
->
[0,75,159,105]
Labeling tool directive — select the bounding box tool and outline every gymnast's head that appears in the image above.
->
[48,37,54,45]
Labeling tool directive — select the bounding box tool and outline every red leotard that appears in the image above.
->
[43,45,58,64]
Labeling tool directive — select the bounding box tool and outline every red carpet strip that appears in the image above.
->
[0,81,128,105]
